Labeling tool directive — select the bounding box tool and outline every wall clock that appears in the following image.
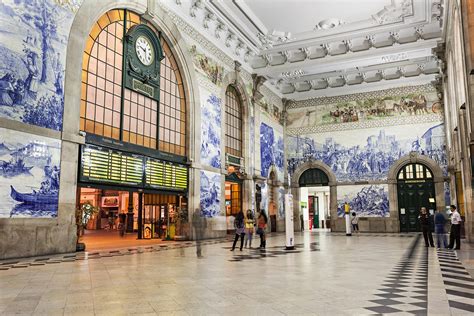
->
[135,35,154,66]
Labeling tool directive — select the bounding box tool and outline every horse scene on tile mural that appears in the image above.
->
[201,94,221,169]
[287,92,442,128]
[0,127,61,218]
[337,185,389,217]
[200,170,221,218]
[260,122,284,179]
[287,122,447,182]
[0,0,82,130]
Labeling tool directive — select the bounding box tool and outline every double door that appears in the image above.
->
[397,180,435,232]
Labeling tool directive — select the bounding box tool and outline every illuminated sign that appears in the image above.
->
[145,158,187,190]
[81,145,143,185]
[80,144,187,191]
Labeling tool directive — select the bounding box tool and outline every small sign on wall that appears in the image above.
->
[400,208,406,215]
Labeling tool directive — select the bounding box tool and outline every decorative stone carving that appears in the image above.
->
[251,74,267,103]
[372,0,414,25]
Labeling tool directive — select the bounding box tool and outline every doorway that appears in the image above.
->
[225,178,242,232]
[298,168,330,230]
[397,163,436,232]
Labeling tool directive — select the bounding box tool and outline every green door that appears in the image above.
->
[397,163,436,233]
[313,196,319,228]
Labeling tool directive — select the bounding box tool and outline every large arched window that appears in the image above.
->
[80,10,186,156]
[225,85,243,157]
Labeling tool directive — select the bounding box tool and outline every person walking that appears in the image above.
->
[193,208,206,257]
[257,210,268,249]
[419,207,434,247]
[118,212,127,237]
[434,209,447,249]
[448,205,462,250]
[244,210,255,248]
[351,212,359,233]
[231,210,245,251]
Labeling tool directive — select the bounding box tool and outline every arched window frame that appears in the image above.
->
[224,85,243,158]
[79,9,187,157]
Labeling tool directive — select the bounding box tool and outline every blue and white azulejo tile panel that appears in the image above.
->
[0,0,82,131]
[260,122,284,179]
[201,93,222,169]
[287,122,447,182]
[337,184,389,218]
[200,170,221,218]
[0,127,61,218]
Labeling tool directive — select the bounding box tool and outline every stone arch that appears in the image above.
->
[387,152,446,221]
[61,0,203,236]
[220,72,253,214]
[291,160,337,187]
[289,160,338,231]
[220,71,252,171]
[63,0,201,160]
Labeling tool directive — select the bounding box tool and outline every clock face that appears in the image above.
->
[135,35,154,66]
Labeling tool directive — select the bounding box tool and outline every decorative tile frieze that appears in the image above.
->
[287,84,437,110]
[286,113,444,136]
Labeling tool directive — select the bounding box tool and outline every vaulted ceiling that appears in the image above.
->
[161,0,445,101]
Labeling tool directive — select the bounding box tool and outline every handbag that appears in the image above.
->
[256,227,264,235]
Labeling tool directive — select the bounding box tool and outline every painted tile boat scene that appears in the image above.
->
[0,127,61,218]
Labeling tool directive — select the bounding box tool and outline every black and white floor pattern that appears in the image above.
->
[365,235,430,315]
[437,249,474,314]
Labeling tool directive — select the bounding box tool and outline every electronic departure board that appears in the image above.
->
[80,144,188,191]
[81,145,144,185]
[145,158,187,190]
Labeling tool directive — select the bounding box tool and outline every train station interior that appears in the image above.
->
[0,0,473,314]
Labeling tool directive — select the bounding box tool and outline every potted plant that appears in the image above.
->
[174,207,188,241]
[75,202,98,251]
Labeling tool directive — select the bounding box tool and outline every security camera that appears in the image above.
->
[79,131,86,137]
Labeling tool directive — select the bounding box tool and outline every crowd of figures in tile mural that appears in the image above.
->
[200,93,222,169]
[287,122,447,182]
[260,122,284,180]
[337,184,389,217]
[286,91,443,128]
[199,170,221,218]
[0,127,61,218]
[0,0,82,131]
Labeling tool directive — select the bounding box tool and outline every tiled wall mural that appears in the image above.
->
[287,122,447,181]
[260,122,284,179]
[0,127,61,218]
[287,91,442,129]
[189,45,224,86]
[337,185,389,217]
[199,170,221,218]
[200,93,221,169]
[0,0,82,131]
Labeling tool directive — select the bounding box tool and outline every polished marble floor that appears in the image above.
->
[0,232,473,316]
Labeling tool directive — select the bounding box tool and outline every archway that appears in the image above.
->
[397,163,435,232]
[290,160,337,231]
[387,153,446,233]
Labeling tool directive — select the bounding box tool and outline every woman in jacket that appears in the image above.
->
[257,210,268,249]
[231,210,245,251]
[244,209,255,248]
